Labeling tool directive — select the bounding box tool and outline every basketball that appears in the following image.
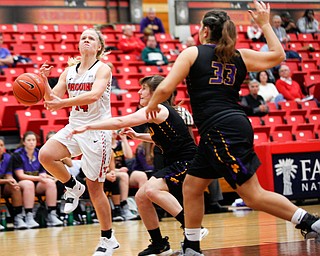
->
[13,73,45,106]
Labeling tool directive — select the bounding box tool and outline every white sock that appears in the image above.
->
[185,228,201,241]
[291,208,307,224]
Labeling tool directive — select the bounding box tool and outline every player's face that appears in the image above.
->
[23,134,37,150]
[138,84,152,107]
[79,30,101,55]
[0,139,5,155]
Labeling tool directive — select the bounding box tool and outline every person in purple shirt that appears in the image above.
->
[11,131,63,228]
[140,8,165,34]
[0,33,14,69]
[0,136,28,230]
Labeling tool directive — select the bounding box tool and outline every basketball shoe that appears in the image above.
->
[25,212,40,229]
[46,210,63,227]
[138,236,173,256]
[295,213,320,239]
[93,232,120,256]
[13,213,27,230]
[64,179,85,214]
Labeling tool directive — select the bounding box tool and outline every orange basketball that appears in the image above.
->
[13,73,45,106]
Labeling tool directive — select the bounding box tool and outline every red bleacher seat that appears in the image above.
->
[40,124,64,144]
[304,74,320,94]
[57,24,77,33]
[278,101,299,113]
[15,109,48,141]
[14,34,36,44]
[283,60,300,72]
[56,33,78,43]
[288,42,304,51]
[248,116,263,127]
[306,108,320,125]
[0,24,17,34]
[253,126,270,144]
[117,66,141,79]
[33,33,57,43]
[300,60,318,73]
[54,43,77,54]
[293,124,316,141]
[123,92,140,107]
[309,51,320,66]
[270,125,293,142]
[128,139,140,154]
[285,109,307,127]
[139,65,162,75]
[118,78,140,91]
[250,42,264,51]
[16,24,37,34]
[11,43,34,55]
[0,95,26,131]
[34,43,55,55]
[37,24,57,34]
[262,111,286,129]
[299,100,318,110]
[297,33,314,42]
[42,109,69,126]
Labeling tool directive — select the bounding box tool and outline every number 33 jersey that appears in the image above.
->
[186,44,247,131]
[66,60,112,128]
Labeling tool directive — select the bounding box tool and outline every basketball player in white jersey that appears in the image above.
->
[38,28,119,256]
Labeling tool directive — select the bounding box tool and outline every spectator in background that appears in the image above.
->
[0,33,14,69]
[297,9,319,34]
[240,80,269,117]
[111,130,139,220]
[0,136,28,230]
[140,7,165,34]
[256,70,285,107]
[141,35,168,66]
[275,64,305,101]
[280,12,299,34]
[10,131,63,228]
[272,15,290,46]
[117,25,145,56]
[247,19,265,42]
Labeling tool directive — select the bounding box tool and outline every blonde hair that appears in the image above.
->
[68,28,106,67]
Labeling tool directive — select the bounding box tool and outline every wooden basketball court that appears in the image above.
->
[0,204,319,255]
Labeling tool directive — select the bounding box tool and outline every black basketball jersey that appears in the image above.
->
[147,104,197,165]
[186,45,247,134]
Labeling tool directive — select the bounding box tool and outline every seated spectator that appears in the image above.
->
[10,131,63,228]
[0,33,14,69]
[297,9,319,34]
[111,130,138,220]
[117,25,145,56]
[140,7,165,34]
[275,64,305,102]
[106,62,128,97]
[272,15,290,46]
[256,70,285,106]
[141,35,168,66]
[0,136,28,230]
[280,12,299,34]
[247,19,265,42]
[240,80,269,117]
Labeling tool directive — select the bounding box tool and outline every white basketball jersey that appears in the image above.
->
[66,60,112,128]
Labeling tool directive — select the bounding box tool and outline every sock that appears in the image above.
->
[148,227,162,243]
[120,200,127,208]
[13,206,23,216]
[291,208,307,224]
[185,228,201,241]
[101,229,112,239]
[25,208,33,214]
[64,176,76,189]
[47,206,56,214]
[175,210,185,228]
